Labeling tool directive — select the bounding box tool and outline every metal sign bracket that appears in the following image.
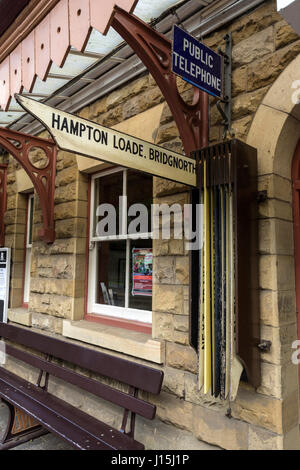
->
[217,33,234,139]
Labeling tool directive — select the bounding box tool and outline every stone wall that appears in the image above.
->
[2,0,300,450]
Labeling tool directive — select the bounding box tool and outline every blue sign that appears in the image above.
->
[172,25,223,99]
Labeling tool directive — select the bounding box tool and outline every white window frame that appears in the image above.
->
[87,167,153,324]
[23,193,34,305]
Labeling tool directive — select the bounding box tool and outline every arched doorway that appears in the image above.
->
[247,53,300,430]
[292,141,300,388]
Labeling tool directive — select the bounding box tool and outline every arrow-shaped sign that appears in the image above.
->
[16,95,197,187]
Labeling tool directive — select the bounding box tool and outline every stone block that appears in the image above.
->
[153,257,175,284]
[282,390,299,432]
[260,322,297,366]
[275,20,299,50]
[152,391,194,432]
[173,315,189,333]
[31,312,63,334]
[156,122,180,145]
[283,425,300,450]
[248,425,282,450]
[257,362,281,398]
[54,200,88,220]
[260,289,297,328]
[232,87,270,121]
[55,218,87,239]
[175,256,189,285]
[56,151,77,171]
[55,166,78,187]
[193,403,249,450]
[166,343,197,374]
[232,26,274,68]
[277,256,295,291]
[259,219,294,255]
[258,174,292,203]
[54,182,77,203]
[162,367,185,398]
[153,285,183,315]
[231,388,283,433]
[248,40,300,91]
[259,255,277,290]
[230,1,280,44]
[258,199,292,221]
[231,115,253,141]
[173,330,189,345]
[8,308,32,327]
[30,293,74,319]
[153,177,188,198]
[101,105,123,127]
[152,312,174,342]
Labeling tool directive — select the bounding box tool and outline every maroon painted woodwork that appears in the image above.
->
[0,164,7,247]
[0,128,56,243]
[111,6,209,156]
[0,0,30,37]
[0,323,163,449]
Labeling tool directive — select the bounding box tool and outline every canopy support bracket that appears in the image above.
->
[0,128,56,244]
[111,6,209,156]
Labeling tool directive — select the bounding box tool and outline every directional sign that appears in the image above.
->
[0,248,10,323]
[172,25,223,99]
[16,95,197,188]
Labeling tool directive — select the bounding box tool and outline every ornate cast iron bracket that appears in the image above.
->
[0,164,7,247]
[111,6,209,156]
[0,128,56,244]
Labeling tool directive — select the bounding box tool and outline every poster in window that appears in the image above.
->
[132,248,152,297]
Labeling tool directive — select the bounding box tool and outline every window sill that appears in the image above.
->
[7,307,32,327]
[62,319,164,364]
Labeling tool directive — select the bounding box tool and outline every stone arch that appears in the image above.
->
[246,53,300,438]
[247,54,300,177]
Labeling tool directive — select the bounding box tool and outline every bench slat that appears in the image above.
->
[0,367,144,450]
[0,323,163,394]
[5,343,156,420]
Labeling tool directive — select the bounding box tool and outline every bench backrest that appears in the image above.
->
[0,323,163,420]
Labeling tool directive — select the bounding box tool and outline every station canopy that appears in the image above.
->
[0,0,217,134]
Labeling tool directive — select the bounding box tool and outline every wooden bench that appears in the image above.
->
[0,323,164,450]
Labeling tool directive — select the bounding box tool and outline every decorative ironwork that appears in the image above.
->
[0,164,7,247]
[0,128,56,243]
[0,400,47,451]
[111,6,209,156]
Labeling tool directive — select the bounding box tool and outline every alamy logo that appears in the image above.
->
[95,199,204,251]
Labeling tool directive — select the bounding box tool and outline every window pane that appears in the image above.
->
[129,239,152,311]
[93,171,123,237]
[96,240,126,308]
[127,171,152,234]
